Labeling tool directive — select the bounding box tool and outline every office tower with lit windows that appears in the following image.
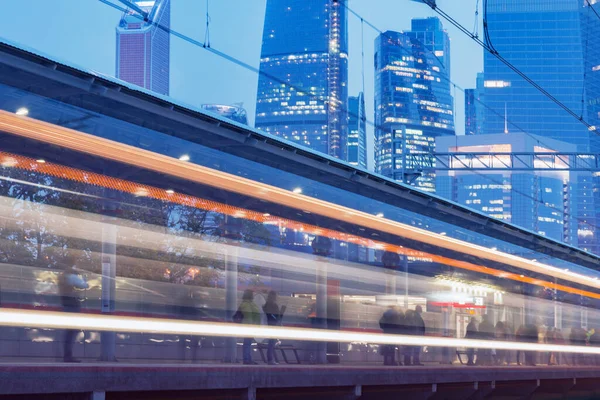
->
[116,0,170,95]
[465,72,485,135]
[483,0,589,148]
[347,93,367,168]
[484,0,599,254]
[465,89,477,136]
[436,134,578,246]
[374,18,455,193]
[255,0,348,160]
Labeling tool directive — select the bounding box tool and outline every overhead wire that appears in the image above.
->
[341,3,600,237]
[417,0,600,136]
[96,0,600,242]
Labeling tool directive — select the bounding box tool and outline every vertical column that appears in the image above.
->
[402,255,409,309]
[580,295,588,330]
[553,284,562,330]
[100,207,117,362]
[312,236,331,364]
[382,251,399,296]
[223,216,241,363]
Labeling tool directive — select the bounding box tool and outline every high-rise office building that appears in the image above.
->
[483,0,589,149]
[116,0,170,95]
[465,89,477,136]
[374,18,454,193]
[483,0,598,254]
[581,1,600,155]
[465,73,485,135]
[436,134,578,246]
[347,93,367,168]
[255,0,348,160]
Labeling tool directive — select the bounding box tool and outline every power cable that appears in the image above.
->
[342,2,600,238]
[97,0,600,238]
[417,0,600,136]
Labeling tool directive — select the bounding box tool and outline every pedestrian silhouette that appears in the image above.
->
[263,290,282,365]
[237,289,261,365]
[379,306,403,366]
[58,255,89,363]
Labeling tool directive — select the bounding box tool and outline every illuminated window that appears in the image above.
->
[484,80,511,88]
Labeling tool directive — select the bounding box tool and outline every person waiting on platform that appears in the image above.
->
[262,290,283,365]
[58,255,89,363]
[235,289,261,365]
[379,306,403,366]
[465,317,479,366]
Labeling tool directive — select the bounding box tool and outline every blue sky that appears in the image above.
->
[0,0,482,169]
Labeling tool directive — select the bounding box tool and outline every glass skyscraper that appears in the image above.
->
[581,0,600,155]
[465,89,477,136]
[374,18,454,192]
[347,93,367,168]
[115,0,170,96]
[483,0,589,150]
[465,73,485,135]
[483,0,599,254]
[255,0,349,160]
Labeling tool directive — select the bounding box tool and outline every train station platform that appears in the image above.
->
[1,363,600,400]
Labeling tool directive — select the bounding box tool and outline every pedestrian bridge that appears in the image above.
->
[1,40,600,399]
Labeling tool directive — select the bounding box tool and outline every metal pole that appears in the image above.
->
[224,243,238,363]
[553,280,562,329]
[316,262,328,364]
[403,255,409,309]
[100,221,117,362]
[385,271,397,296]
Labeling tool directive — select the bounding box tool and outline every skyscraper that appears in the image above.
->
[465,89,477,136]
[116,0,170,95]
[347,93,367,168]
[465,73,485,135]
[374,18,454,192]
[483,0,589,149]
[483,0,598,254]
[255,0,348,160]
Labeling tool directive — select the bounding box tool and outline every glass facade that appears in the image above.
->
[255,0,348,160]
[465,89,476,136]
[484,0,600,255]
[581,0,600,155]
[465,73,485,135]
[374,20,455,193]
[347,93,367,168]
[115,0,170,96]
[483,0,589,150]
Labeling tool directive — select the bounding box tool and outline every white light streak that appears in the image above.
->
[0,309,597,355]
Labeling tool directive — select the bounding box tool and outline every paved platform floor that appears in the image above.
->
[1,362,600,399]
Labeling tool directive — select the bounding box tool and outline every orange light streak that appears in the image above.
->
[0,111,599,297]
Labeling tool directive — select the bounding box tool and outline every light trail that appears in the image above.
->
[2,154,600,300]
[0,111,599,293]
[0,308,596,355]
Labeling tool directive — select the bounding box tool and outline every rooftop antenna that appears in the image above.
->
[204,0,211,48]
[116,0,149,21]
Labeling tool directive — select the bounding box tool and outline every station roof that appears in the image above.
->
[0,37,597,271]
